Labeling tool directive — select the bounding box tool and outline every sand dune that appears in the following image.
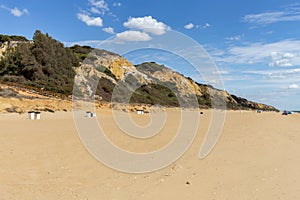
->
[0,110,299,199]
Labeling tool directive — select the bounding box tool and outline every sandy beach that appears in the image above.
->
[0,110,300,199]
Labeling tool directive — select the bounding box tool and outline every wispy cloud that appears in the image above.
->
[243,4,300,25]
[88,0,109,14]
[78,0,118,27]
[213,39,300,67]
[102,27,115,34]
[90,7,102,14]
[246,68,300,77]
[196,23,211,29]
[237,68,300,94]
[225,35,242,41]
[0,5,29,17]
[212,70,229,75]
[113,2,122,7]
[77,0,111,27]
[201,23,211,29]
[184,22,211,30]
[11,7,29,17]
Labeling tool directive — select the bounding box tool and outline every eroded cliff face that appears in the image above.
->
[147,69,204,96]
[74,49,152,99]
[0,41,33,57]
[0,42,9,57]
[73,50,277,111]
[80,49,151,82]
[92,54,134,79]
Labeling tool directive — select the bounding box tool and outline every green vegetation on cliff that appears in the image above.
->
[0,34,28,43]
[0,30,79,94]
[68,45,93,62]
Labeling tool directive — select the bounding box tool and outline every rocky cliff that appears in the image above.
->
[75,49,277,111]
[0,32,278,111]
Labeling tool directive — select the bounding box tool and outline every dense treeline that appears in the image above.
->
[0,34,28,43]
[0,30,79,94]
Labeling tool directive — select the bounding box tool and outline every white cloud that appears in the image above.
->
[214,39,300,67]
[123,16,170,35]
[184,23,194,29]
[11,7,29,17]
[269,52,295,67]
[77,13,103,27]
[87,0,109,15]
[113,2,122,7]
[270,59,293,67]
[183,22,211,30]
[243,4,300,25]
[0,5,29,17]
[203,23,211,28]
[89,0,109,11]
[288,84,299,89]
[78,0,116,27]
[90,7,102,14]
[102,27,115,34]
[195,23,211,29]
[115,30,151,42]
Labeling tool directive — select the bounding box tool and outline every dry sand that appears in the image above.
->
[0,110,300,199]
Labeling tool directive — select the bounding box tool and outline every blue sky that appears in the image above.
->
[1,0,300,110]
